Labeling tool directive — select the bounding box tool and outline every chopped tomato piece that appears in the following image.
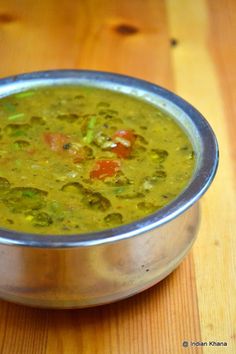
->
[44,132,69,152]
[90,160,120,180]
[112,144,131,158]
[112,130,136,158]
[114,130,136,143]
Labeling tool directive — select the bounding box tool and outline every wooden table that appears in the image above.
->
[0,0,235,353]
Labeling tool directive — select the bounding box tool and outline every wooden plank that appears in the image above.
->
[0,0,173,88]
[206,0,236,173]
[166,0,236,352]
[0,303,49,354]
[0,0,206,353]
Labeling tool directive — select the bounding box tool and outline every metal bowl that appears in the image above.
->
[0,70,218,308]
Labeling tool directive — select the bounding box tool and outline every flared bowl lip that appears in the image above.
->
[0,70,219,247]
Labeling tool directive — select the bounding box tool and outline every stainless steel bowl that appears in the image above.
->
[0,70,218,308]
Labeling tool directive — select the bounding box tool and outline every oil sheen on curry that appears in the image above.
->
[0,86,195,234]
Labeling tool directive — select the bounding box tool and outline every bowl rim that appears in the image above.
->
[0,69,219,248]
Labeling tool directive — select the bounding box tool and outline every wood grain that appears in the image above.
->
[0,0,235,353]
[0,0,173,87]
[167,0,236,352]
[206,0,236,173]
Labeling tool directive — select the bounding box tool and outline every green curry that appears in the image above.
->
[0,86,195,234]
